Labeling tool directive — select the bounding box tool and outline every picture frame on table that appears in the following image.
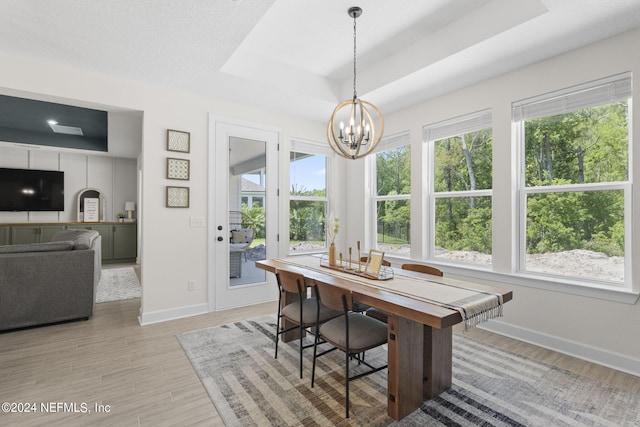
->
[364,249,385,278]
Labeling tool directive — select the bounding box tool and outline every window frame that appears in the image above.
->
[513,73,632,288]
[424,110,493,265]
[288,139,332,254]
[370,133,412,258]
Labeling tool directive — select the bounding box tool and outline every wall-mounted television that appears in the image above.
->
[0,168,64,211]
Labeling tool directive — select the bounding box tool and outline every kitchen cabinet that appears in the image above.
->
[0,223,137,264]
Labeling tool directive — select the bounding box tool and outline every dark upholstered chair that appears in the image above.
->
[274,269,341,379]
[366,263,444,323]
[311,281,388,418]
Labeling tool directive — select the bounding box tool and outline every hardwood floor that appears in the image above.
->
[0,297,275,427]
[1,292,637,426]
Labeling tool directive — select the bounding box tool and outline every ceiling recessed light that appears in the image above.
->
[47,119,58,125]
[48,123,84,136]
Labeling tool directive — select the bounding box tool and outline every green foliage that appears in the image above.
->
[241,203,265,238]
[377,198,410,244]
[434,130,492,192]
[285,101,629,261]
[375,147,411,245]
[525,102,628,185]
[429,101,628,258]
[523,102,628,257]
[376,147,410,196]
[288,184,327,243]
[526,188,624,256]
[433,129,493,253]
[289,200,326,242]
[435,198,492,253]
[290,184,326,198]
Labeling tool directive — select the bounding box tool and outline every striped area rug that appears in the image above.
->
[177,317,639,426]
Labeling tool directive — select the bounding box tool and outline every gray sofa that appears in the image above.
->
[0,229,101,331]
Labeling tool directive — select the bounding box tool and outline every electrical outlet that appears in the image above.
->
[187,280,195,291]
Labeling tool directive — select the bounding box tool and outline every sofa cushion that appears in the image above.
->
[0,241,75,254]
[51,229,100,250]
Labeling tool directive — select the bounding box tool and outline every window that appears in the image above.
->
[373,134,411,256]
[514,74,631,287]
[424,110,493,265]
[289,141,330,253]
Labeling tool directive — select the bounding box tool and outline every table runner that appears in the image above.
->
[275,256,503,329]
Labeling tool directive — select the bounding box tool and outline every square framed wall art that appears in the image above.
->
[167,157,190,180]
[167,129,190,153]
[166,186,189,208]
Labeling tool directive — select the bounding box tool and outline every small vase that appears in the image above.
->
[329,242,336,266]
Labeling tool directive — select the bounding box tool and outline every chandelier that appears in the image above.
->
[327,6,384,160]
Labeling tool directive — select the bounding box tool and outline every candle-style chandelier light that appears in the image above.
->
[327,6,384,160]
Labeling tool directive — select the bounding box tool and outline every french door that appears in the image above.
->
[209,116,279,310]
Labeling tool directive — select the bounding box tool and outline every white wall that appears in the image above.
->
[0,48,325,327]
[344,27,640,375]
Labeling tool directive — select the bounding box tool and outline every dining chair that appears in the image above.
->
[351,256,391,313]
[400,263,443,277]
[274,269,341,379]
[311,281,388,419]
[366,263,444,323]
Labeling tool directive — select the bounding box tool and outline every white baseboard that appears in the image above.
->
[481,320,640,377]
[138,303,208,326]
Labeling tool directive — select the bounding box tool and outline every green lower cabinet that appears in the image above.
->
[10,226,39,244]
[113,224,137,262]
[69,224,114,263]
[0,223,137,264]
[10,225,66,244]
[0,227,9,246]
[41,225,66,242]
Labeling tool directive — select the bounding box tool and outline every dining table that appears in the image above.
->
[256,255,512,421]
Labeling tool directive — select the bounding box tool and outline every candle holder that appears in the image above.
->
[319,253,394,281]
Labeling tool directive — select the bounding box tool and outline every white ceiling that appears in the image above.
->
[1,0,640,123]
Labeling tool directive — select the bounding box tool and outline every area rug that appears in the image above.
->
[96,266,141,303]
[177,317,640,426]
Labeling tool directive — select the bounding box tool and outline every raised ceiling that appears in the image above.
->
[0,0,639,123]
[0,95,108,152]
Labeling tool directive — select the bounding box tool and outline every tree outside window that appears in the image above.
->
[427,111,493,265]
[524,100,629,283]
[289,151,328,253]
[518,86,630,285]
[374,144,411,255]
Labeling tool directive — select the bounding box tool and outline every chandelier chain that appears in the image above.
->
[353,13,357,100]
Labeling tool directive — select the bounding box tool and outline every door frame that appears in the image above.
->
[208,115,280,311]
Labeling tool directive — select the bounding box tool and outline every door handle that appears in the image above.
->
[217,236,224,242]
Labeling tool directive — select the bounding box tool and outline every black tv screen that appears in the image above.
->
[0,168,64,211]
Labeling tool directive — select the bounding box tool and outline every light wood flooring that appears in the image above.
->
[1,278,638,427]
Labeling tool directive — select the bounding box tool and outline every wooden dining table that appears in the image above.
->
[256,256,513,421]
